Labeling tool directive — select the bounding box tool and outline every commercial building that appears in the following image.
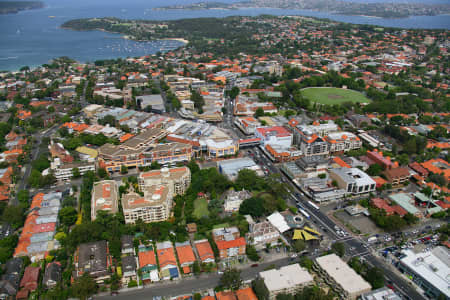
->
[330,168,376,195]
[234,117,261,135]
[91,180,119,221]
[259,264,313,299]
[388,193,422,218]
[73,240,112,283]
[255,126,293,148]
[315,254,371,299]
[398,246,450,299]
[361,287,401,300]
[217,158,263,180]
[366,150,397,170]
[136,94,165,113]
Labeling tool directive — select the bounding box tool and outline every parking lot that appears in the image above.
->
[334,210,383,236]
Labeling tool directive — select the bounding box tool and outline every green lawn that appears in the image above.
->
[301,87,371,105]
[193,197,209,218]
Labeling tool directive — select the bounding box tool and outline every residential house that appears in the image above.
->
[224,189,252,213]
[156,241,179,280]
[175,242,196,274]
[121,235,134,255]
[138,246,159,282]
[42,262,61,289]
[194,240,215,264]
[73,240,112,283]
[121,256,137,284]
[17,266,40,299]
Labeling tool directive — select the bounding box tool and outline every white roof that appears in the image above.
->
[260,264,313,292]
[267,212,290,233]
[316,254,371,295]
[400,246,450,298]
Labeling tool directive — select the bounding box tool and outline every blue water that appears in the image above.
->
[0,0,449,71]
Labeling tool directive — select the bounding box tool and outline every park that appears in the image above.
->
[301,87,371,105]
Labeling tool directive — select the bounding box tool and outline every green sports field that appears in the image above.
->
[301,87,371,105]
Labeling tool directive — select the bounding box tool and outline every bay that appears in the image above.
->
[0,0,449,71]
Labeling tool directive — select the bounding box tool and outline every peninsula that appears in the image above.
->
[0,0,44,14]
[156,0,450,18]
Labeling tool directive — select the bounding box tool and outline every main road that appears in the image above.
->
[98,257,291,300]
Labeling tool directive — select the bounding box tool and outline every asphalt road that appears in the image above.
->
[13,124,59,205]
[98,258,291,300]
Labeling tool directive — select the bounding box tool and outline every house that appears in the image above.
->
[0,258,23,299]
[73,240,112,283]
[175,242,196,274]
[194,240,215,264]
[259,264,313,299]
[186,223,197,233]
[43,262,61,289]
[121,256,137,284]
[138,246,159,282]
[371,198,407,217]
[216,291,237,300]
[121,235,134,255]
[156,241,179,280]
[224,189,252,213]
[19,266,40,293]
[366,150,397,170]
[383,167,410,186]
[235,287,258,300]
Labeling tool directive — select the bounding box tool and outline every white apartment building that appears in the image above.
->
[91,180,119,220]
[325,131,362,153]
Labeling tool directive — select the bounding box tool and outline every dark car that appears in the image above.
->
[251,264,259,267]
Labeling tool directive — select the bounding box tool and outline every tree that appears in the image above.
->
[239,197,266,217]
[254,107,264,118]
[2,205,24,229]
[252,278,269,300]
[366,267,385,289]
[72,167,81,178]
[219,268,242,291]
[59,207,78,227]
[17,190,29,205]
[120,165,128,174]
[366,163,383,176]
[228,86,240,99]
[97,167,108,179]
[71,273,97,300]
[193,260,201,275]
[331,242,345,257]
[293,240,306,252]
[246,245,260,261]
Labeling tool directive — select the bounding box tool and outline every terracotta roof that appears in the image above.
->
[216,291,237,300]
[195,241,214,262]
[138,250,157,268]
[235,288,258,300]
[176,244,196,265]
[216,237,246,251]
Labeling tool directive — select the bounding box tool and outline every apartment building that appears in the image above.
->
[234,116,261,135]
[91,180,119,221]
[73,241,112,283]
[213,227,245,260]
[260,264,313,299]
[325,131,362,153]
[138,167,191,195]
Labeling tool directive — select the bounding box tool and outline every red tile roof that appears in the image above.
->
[216,237,246,251]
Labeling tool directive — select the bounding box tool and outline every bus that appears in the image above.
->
[299,209,310,219]
[308,201,319,210]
